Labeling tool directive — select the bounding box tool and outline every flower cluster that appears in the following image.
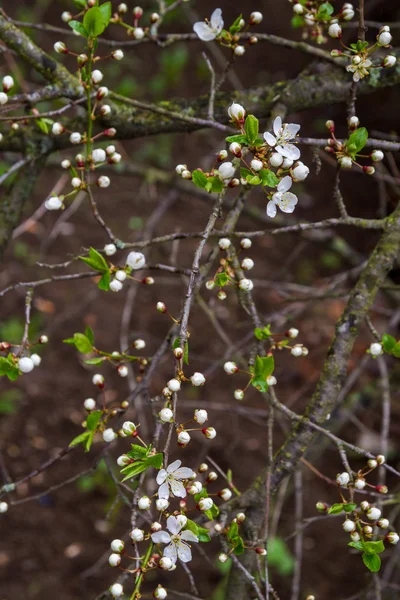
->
[317,455,398,572]
[289,1,355,44]
[0,334,47,381]
[178,103,309,221]
[0,75,15,106]
[193,9,263,56]
[324,119,382,174]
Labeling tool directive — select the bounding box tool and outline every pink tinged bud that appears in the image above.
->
[325,120,335,132]
[92,373,104,387]
[104,128,117,137]
[376,485,388,494]
[202,427,216,440]
[363,166,375,175]
[2,75,14,92]
[108,553,121,567]
[360,501,370,511]
[97,87,109,100]
[157,302,167,313]
[343,519,356,533]
[256,547,267,555]
[122,421,136,435]
[224,361,238,374]
[229,142,242,157]
[173,347,183,359]
[54,41,67,54]
[387,532,399,545]
[348,116,359,130]
[75,154,85,167]
[316,502,328,513]
[178,430,191,446]
[133,6,144,18]
[363,526,373,536]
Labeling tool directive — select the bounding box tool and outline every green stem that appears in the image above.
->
[130,541,154,599]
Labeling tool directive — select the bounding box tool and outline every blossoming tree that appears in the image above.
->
[1,1,400,599]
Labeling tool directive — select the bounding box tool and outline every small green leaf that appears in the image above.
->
[205,176,224,194]
[246,175,261,185]
[227,521,239,540]
[63,333,93,353]
[145,453,164,469]
[317,2,334,19]
[83,6,108,37]
[348,541,365,552]
[364,540,385,555]
[347,127,368,155]
[86,410,102,431]
[232,535,245,555]
[120,461,149,482]
[192,169,208,189]
[343,503,357,513]
[254,355,275,379]
[229,14,243,35]
[328,503,345,515]
[85,326,95,345]
[225,134,248,144]
[185,520,199,535]
[68,20,88,38]
[69,431,91,448]
[215,272,230,287]
[127,444,148,460]
[73,0,87,8]
[254,325,272,340]
[291,15,305,28]
[36,118,54,134]
[98,271,111,291]
[80,247,109,272]
[362,552,381,572]
[84,357,106,365]
[197,525,211,542]
[244,115,259,145]
[240,167,252,179]
[184,341,189,365]
[260,169,280,188]
[98,1,112,25]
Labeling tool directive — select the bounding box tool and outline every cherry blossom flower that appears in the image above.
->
[193,9,224,42]
[157,460,195,499]
[266,176,298,218]
[151,515,198,563]
[264,116,300,160]
[346,56,372,82]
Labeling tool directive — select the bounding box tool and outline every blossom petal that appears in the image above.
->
[266,200,277,218]
[276,144,300,160]
[164,542,178,563]
[277,176,292,193]
[193,22,217,41]
[167,515,181,535]
[181,530,199,543]
[151,531,171,544]
[158,481,170,499]
[167,459,182,474]
[173,467,195,480]
[210,8,224,32]
[264,132,276,147]
[177,541,192,563]
[156,469,168,485]
[273,116,282,136]
[277,192,298,213]
[286,123,300,137]
[169,478,187,498]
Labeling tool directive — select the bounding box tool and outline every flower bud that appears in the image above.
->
[54,41,67,54]
[219,488,232,501]
[367,459,377,469]
[104,243,117,256]
[45,196,63,211]
[61,11,72,23]
[100,105,112,117]
[363,166,375,175]
[256,547,267,555]
[336,472,350,486]
[378,518,389,528]
[111,584,124,598]
[316,502,328,513]
[61,160,71,169]
[157,302,167,313]
[154,586,167,600]
[367,507,382,521]
[112,49,124,61]
[325,120,335,132]
[159,408,174,423]
[234,46,245,56]
[376,455,386,465]
[18,357,35,373]
[291,345,303,358]
[133,27,145,40]
[250,11,263,24]
[229,142,242,157]
[369,343,383,356]
[343,519,356,532]
[377,29,392,46]
[75,154,85,167]
[228,103,245,122]
[270,152,283,167]
[111,539,124,553]
[191,372,206,386]
[70,132,82,144]
[207,471,218,482]
[178,430,191,446]
[234,389,244,400]
[198,497,214,511]
[218,290,227,300]
[110,279,123,293]
[118,3,128,13]
[360,501,370,511]
[0,501,8,513]
[130,527,144,541]
[240,238,252,249]
[354,478,366,490]
[97,86,109,100]
[224,361,238,374]
[387,532,399,545]
[103,428,116,442]
[239,278,254,292]
[348,116,359,130]
[138,496,151,510]
[93,373,105,387]
[340,156,352,169]
[173,347,183,359]
[122,421,136,435]
[291,161,310,182]
[219,237,231,250]
[159,556,173,570]
[363,525,373,536]
[167,379,181,392]
[376,485,388,494]
[350,531,360,542]
[108,553,121,567]
[194,409,208,424]
[202,427,216,439]
[328,23,342,38]
[156,498,169,511]
[104,128,117,137]
[91,70,104,84]
[77,54,88,66]
[293,3,304,14]
[383,55,396,68]
[117,455,131,467]
[219,553,228,563]
[84,398,96,411]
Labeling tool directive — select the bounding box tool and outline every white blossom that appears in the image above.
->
[167,378,181,392]
[84,398,96,411]
[218,237,231,250]
[159,408,174,423]
[228,103,245,121]
[108,553,121,567]
[103,428,116,443]
[267,176,298,218]
[264,116,301,160]
[45,196,63,211]
[104,243,117,256]
[111,539,124,553]
[370,342,383,356]
[110,583,124,598]
[157,460,195,499]
[126,251,146,270]
[0,501,8,513]
[217,162,235,181]
[151,515,198,563]
[193,9,224,42]
[346,57,372,82]
[138,496,151,510]
[18,357,34,373]
[367,507,382,521]
[191,372,205,386]
[194,409,208,424]
[92,148,106,163]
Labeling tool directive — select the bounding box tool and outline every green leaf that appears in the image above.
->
[227,521,239,540]
[186,519,199,535]
[127,444,148,460]
[317,2,334,19]
[240,167,252,179]
[80,247,109,272]
[197,525,211,543]
[215,272,230,287]
[83,6,108,37]
[205,502,220,520]
[73,0,87,8]
[362,552,381,572]
[291,15,305,28]
[69,431,91,449]
[254,355,275,379]
[63,332,93,353]
[84,357,106,365]
[98,271,111,291]
[343,503,357,513]
[85,326,95,345]
[246,175,261,185]
[120,461,149,482]
[268,537,295,576]
[364,540,385,555]
[86,410,102,431]
[145,453,164,469]
[244,115,259,145]
[260,169,280,188]
[98,1,112,25]
[328,503,345,515]
[382,333,397,353]
[205,176,224,194]
[225,134,248,144]
[36,118,54,134]
[184,341,189,365]
[231,535,245,555]
[347,127,368,155]
[348,541,365,552]
[192,169,208,189]
[194,488,208,503]
[229,14,243,35]
[0,357,19,381]
[254,325,272,340]
[68,20,88,38]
